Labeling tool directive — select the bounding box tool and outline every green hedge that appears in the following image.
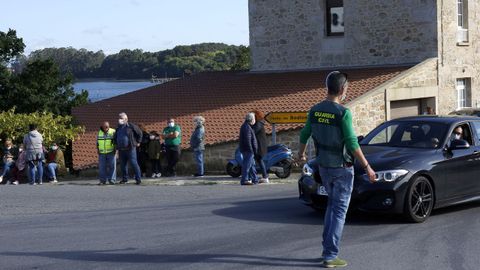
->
[0,108,84,146]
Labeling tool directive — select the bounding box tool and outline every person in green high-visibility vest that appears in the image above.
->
[97,121,117,185]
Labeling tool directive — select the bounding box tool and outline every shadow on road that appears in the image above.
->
[431,200,480,216]
[1,249,322,268]
[212,197,407,226]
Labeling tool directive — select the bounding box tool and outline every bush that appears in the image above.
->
[0,108,84,146]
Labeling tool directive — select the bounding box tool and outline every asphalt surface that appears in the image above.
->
[1,181,480,270]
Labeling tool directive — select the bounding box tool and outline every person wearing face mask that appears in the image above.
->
[298,71,376,268]
[45,142,66,183]
[97,121,117,185]
[451,126,464,141]
[0,138,19,184]
[10,144,26,185]
[113,112,143,184]
[147,131,162,178]
[190,116,205,177]
[162,118,182,177]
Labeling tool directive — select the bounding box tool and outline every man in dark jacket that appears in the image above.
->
[252,110,269,183]
[239,112,258,185]
[113,112,143,185]
[137,123,151,177]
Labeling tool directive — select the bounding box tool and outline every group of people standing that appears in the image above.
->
[96,112,205,185]
[0,124,66,185]
[238,110,269,185]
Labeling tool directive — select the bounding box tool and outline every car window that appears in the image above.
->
[369,125,398,144]
[471,122,480,143]
[364,121,448,149]
[451,123,474,146]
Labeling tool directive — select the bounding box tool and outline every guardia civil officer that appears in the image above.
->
[298,71,376,268]
[97,121,117,185]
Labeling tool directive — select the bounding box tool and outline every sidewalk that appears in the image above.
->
[57,173,301,186]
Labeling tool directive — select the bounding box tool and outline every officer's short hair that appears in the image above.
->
[326,71,348,95]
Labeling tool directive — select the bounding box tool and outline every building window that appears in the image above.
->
[457,0,469,43]
[326,0,344,36]
[456,78,471,108]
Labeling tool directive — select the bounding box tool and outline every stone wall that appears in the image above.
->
[348,92,386,136]
[437,0,480,115]
[249,0,438,71]
[345,58,439,135]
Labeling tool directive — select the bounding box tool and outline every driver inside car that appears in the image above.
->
[451,126,464,141]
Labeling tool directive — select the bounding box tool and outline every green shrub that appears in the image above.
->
[0,108,84,146]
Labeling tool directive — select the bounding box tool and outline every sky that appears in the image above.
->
[1,0,249,55]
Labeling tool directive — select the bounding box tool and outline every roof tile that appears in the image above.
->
[72,67,409,169]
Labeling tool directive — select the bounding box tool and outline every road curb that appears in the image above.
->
[55,176,300,186]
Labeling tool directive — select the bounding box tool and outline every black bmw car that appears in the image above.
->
[298,116,480,223]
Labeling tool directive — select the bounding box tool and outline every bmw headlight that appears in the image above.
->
[302,163,314,176]
[374,169,409,182]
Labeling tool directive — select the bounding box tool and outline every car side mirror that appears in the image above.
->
[357,135,365,143]
[448,139,470,151]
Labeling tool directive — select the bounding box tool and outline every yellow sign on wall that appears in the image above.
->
[265,112,308,124]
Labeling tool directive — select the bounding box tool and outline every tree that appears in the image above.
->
[2,59,88,115]
[0,29,88,116]
[22,43,251,80]
[0,29,25,63]
[231,46,251,71]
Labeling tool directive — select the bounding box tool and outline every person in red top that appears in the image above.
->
[45,143,65,183]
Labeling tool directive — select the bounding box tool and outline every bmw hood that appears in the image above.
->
[357,145,436,172]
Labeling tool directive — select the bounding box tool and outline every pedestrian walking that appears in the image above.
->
[113,112,143,185]
[162,118,181,177]
[97,122,117,185]
[147,131,162,178]
[252,110,269,183]
[298,71,376,268]
[23,124,45,185]
[239,112,258,185]
[190,116,205,177]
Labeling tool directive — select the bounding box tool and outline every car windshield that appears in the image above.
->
[362,121,449,149]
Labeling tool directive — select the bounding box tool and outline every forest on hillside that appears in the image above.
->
[11,43,250,79]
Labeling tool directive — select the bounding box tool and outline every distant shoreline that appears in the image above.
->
[74,78,151,83]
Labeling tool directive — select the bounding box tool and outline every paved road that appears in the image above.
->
[1,182,479,270]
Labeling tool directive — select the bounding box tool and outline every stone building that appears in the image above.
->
[250,0,480,121]
[72,0,479,174]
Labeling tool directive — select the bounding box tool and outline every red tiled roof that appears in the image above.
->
[72,66,409,169]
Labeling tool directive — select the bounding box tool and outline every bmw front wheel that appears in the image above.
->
[404,176,434,223]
